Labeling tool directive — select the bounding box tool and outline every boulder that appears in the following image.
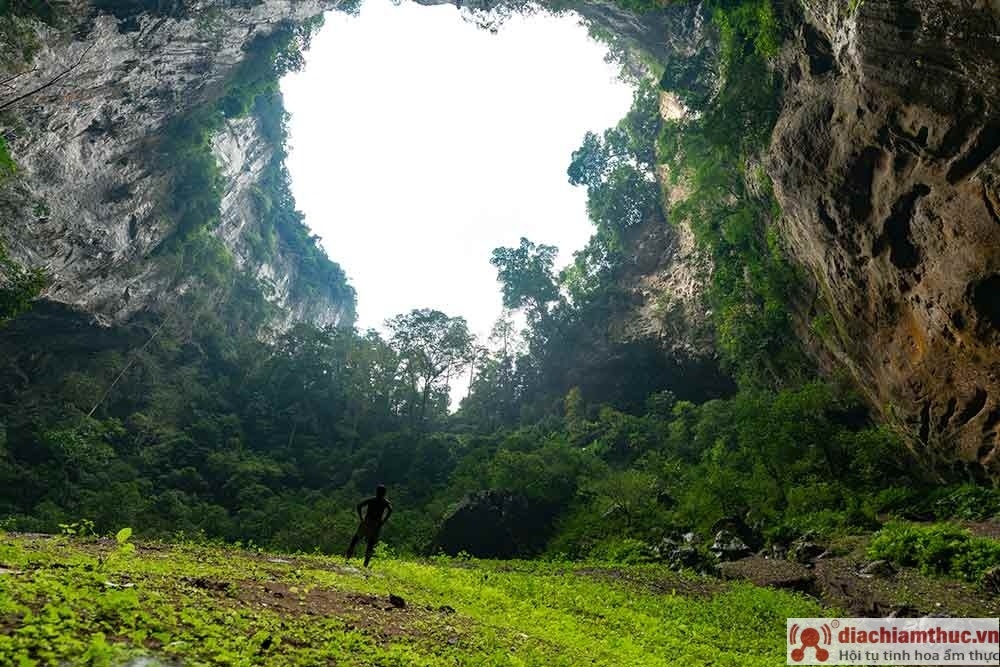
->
[982,566,1000,594]
[710,530,752,562]
[432,491,552,559]
[788,534,827,564]
[859,560,896,579]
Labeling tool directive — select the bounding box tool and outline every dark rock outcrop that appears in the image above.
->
[768,0,1000,477]
[432,491,553,558]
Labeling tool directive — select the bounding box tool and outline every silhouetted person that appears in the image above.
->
[346,484,393,567]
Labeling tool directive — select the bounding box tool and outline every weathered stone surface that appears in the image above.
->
[768,0,1000,477]
[709,529,752,562]
[0,0,351,329]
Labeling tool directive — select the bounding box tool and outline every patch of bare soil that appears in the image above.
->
[963,520,1000,540]
[718,558,815,593]
[812,557,1000,618]
[716,553,999,618]
[574,567,726,598]
[231,581,438,641]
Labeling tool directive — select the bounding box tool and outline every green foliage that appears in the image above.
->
[658,0,803,388]
[490,237,560,316]
[387,309,473,427]
[0,534,827,666]
[931,485,1000,521]
[568,81,661,240]
[712,0,781,65]
[0,135,15,179]
[0,238,47,324]
[58,519,96,539]
[868,522,1000,583]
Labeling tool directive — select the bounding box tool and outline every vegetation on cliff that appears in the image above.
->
[1,1,999,663]
[157,15,355,317]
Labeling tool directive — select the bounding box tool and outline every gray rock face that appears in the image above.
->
[0,0,351,329]
[709,529,752,562]
[768,0,1000,477]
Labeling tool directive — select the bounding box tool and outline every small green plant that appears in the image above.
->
[98,527,136,571]
[58,519,96,538]
[810,313,835,340]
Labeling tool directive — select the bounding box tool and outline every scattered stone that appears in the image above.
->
[266,558,292,564]
[0,567,22,575]
[710,530,752,562]
[858,560,896,579]
[788,535,827,564]
[768,544,788,560]
[388,594,406,609]
[887,605,922,619]
[709,516,762,551]
[182,576,229,592]
[982,566,1000,594]
[103,580,136,589]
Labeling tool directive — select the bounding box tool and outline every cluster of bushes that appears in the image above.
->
[869,522,1000,583]
[0,136,15,178]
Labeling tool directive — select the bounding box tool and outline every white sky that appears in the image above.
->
[281,0,634,342]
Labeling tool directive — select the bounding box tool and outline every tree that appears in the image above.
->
[0,240,46,325]
[490,238,560,319]
[567,131,608,189]
[567,81,663,238]
[386,309,474,427]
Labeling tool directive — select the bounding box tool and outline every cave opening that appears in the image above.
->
[278,0,636,342]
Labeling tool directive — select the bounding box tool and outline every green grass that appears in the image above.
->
[0,533,827,665]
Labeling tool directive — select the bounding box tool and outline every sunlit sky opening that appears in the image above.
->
[281,0,634,341]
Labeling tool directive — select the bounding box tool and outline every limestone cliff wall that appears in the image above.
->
[0,0,351,329]
[2,0,998,476]
[768,0,1000,476]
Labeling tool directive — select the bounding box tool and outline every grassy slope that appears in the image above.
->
[0,534,826,666]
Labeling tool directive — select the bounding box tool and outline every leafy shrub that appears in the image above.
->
[0,238,47,323]
[587,537,654,564]
[931,485,1000,521]
[868,522,1000,583]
